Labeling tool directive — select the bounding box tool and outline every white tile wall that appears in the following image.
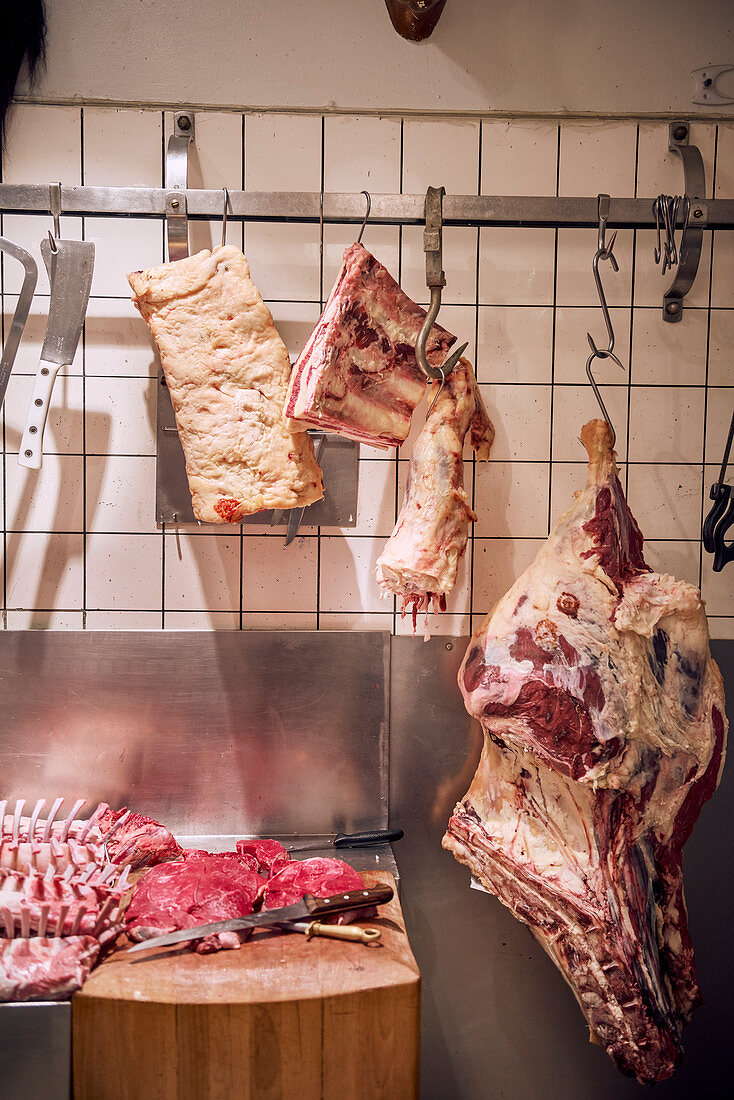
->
[1,110,732,636]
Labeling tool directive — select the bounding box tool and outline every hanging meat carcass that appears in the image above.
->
[285,242,456,449]
[443,420,727,1082]
[376,358,494,633]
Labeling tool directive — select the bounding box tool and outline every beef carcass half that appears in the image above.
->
[125,850,263,953]
[285,243,456,448]
[443,420,727,1082]
[376,358,494,632]
[129,246,323,523]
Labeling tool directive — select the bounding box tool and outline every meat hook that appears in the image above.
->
[585,194,626,447]
[415,186,468,383]
[48,181,61,254]
[357,190,371,245]
[703,407,734,572]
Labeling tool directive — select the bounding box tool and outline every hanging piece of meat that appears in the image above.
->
[443,420,727,1083]
[129,246,323,523]
[285,242,456,449]
[376,359,494,632]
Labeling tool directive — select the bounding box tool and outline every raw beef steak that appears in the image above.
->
[125,850,262,953]
[236,838,290,875]
[443,420,727,1083]
[261,857,372,924]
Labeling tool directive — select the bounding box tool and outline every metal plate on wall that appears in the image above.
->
[0,631,389,836]
[156,372,359,526]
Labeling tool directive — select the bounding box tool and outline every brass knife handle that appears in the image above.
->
[304,884,393,917]
[305,922,381,944]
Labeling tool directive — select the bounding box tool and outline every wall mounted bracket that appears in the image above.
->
[691,65,734,106]
[663,121,706,323]
[165,112,195,262]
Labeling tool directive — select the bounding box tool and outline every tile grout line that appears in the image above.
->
[315,114,325,631]
[80,106,87,628]
[624,122,640,495]
[160,110,166,629]
[547,123,562,533]
[239,110,246,629]
[469,119,483,625]
[393,117,405,636]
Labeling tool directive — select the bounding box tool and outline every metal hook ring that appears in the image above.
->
[357,190,371,245]
[221,187,229,248]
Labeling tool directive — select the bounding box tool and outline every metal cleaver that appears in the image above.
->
[18,235,94,470]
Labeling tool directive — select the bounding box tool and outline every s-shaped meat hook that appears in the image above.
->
[585,194,626,447]
[415,187,468,411]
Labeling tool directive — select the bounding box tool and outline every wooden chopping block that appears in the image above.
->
[72,870,419,1100]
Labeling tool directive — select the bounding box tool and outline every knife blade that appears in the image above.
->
[285,828,404,853]
[18,236,94,469]
[126,882,393,953]
[284,433,326,546]
[0,238,38,409]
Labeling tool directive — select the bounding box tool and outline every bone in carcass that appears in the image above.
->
[129,246,323,523]
[125,850,263,953]
[0,936,102,1002]
[443,420,727,1083]
[376,358,494,633]
[285,242,456,448]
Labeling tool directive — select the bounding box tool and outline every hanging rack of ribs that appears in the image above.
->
[443,420,727,1083]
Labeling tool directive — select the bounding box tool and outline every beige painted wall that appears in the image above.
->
[22,0,734,117]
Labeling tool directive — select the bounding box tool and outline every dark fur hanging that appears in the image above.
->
[0,0,47,149]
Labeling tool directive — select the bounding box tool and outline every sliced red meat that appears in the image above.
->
[125,850,262,954]
[235,838,290,876]
[261,857,372,924]
[97,806,182,870]
[285,243,456,448]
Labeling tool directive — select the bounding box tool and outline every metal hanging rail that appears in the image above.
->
[1,185,734,229]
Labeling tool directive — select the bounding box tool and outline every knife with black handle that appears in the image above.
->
[286,828,404,853]
[126,883,393,953]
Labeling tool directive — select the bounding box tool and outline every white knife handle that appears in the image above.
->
[18,360,62,470]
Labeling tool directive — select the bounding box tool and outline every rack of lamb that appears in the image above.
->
[443,419,727,1083]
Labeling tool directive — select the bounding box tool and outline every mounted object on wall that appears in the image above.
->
[384,0,447,42]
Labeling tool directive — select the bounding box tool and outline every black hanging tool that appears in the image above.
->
[703,408,734,572]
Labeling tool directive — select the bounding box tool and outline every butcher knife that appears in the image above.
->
[285,828,404,853]
[126,882,393,953]
[0,237,38,409]
[18,235,94,469]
